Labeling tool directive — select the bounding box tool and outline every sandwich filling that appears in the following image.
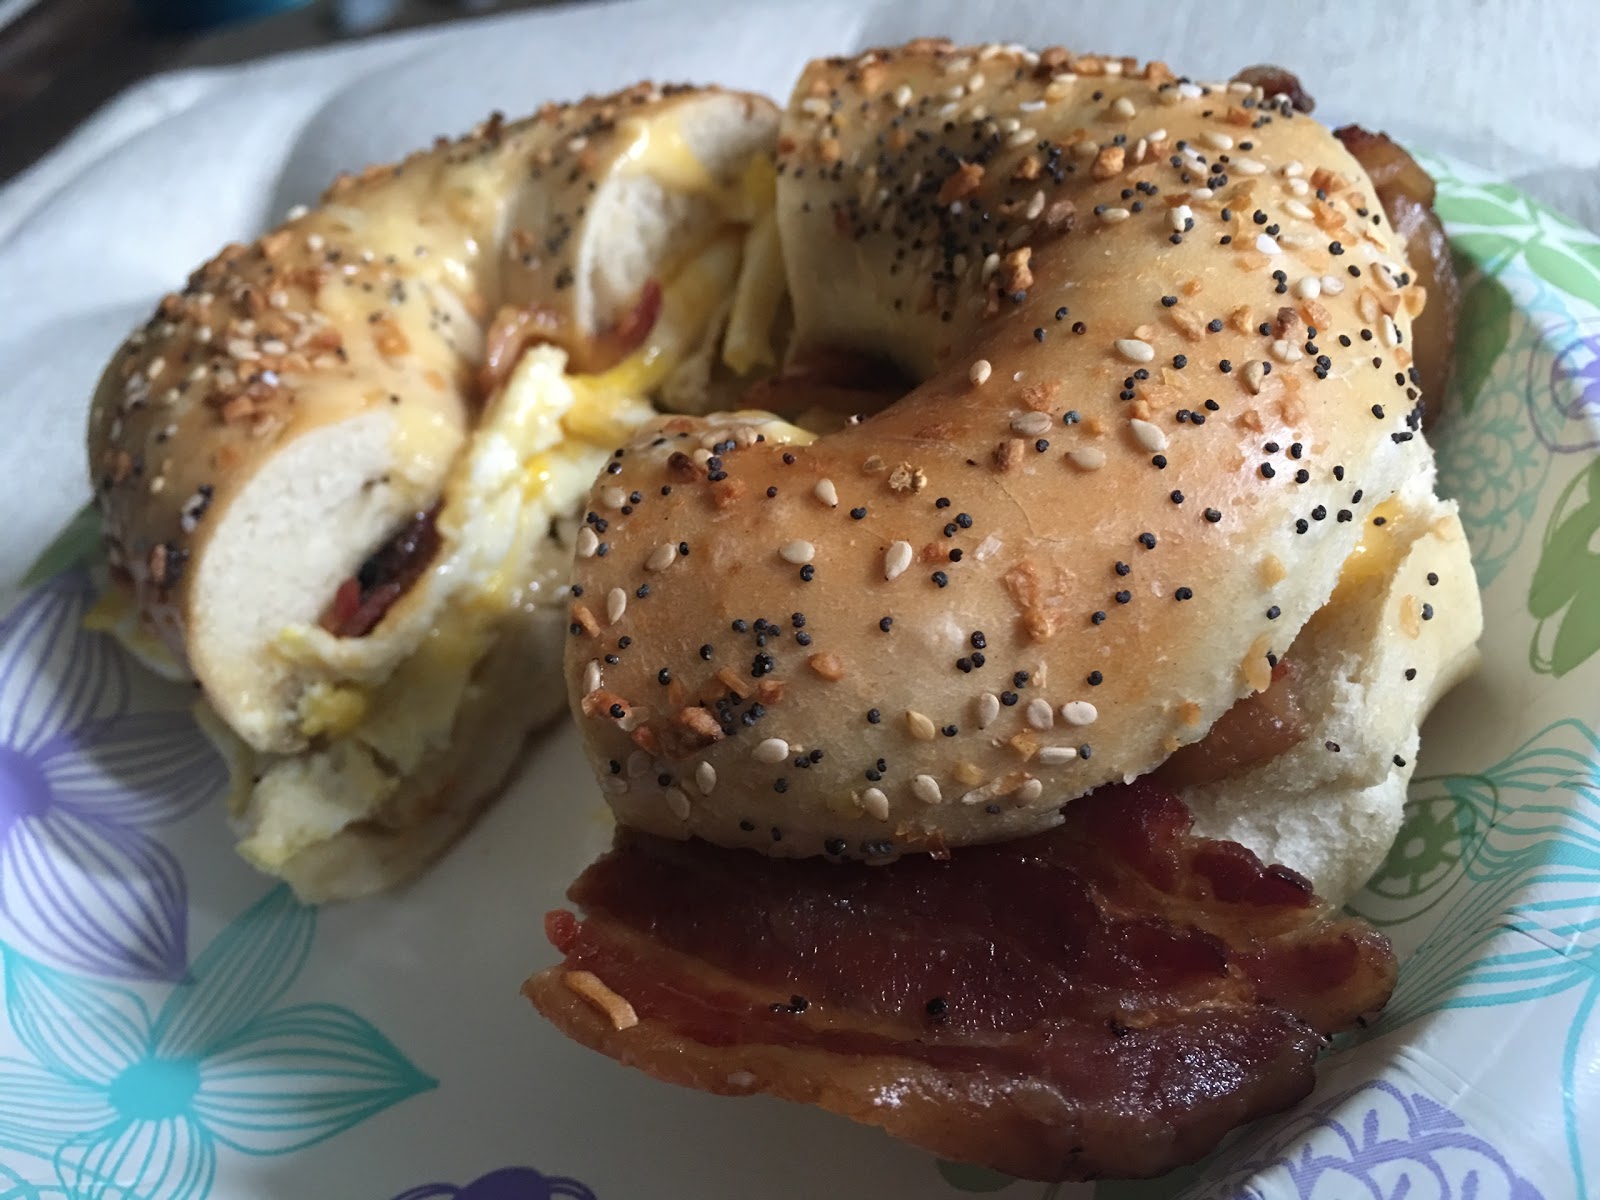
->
[94,138,786,890]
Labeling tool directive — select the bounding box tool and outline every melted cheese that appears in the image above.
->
[1332,498,1406,601]
[618,118,775,222]
[565,231,743,445]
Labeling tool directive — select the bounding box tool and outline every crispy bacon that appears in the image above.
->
[1154,659,1306,789]
[479,303,570,400]
[1230,65,1316,114]
[525,781,1396,1180]
[319,505,441,638]
[1335,126,1461,426]
[478,280,664,400]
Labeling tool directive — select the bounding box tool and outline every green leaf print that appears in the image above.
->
[1525,240,1600,308]
[1447,231,1522,273]
[1450,276,1514,413]
[19,504,100,589]
[1431,185,1527,228]
[1530,459,1600,677]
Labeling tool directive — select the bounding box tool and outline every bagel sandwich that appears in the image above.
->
[527,40,1483,1181]
[86,84,783,901]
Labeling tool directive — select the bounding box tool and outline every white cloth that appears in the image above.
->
[2,0,1596,585]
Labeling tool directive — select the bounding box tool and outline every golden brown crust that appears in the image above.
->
[562,41,1475,862]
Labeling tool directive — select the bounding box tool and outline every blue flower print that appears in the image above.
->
[0,885,435,1199]
[0,571,224,981]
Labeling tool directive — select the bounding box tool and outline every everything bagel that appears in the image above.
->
[86,84,781,899]
[562,41,1481,902]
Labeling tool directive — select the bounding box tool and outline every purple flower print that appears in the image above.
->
[391,1168,597,1199]
[0,571,224,980]
[1536,321,1600,453]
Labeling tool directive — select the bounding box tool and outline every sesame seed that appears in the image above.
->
[606,588,627,624]
[1026,698,1055,730]
[885,540,914,581]
[576,527,599,558]
[1242,360,1267,394]
[969,358,993,385]
[1038,746,1079,765]
[1067,447,1107,471]
[814,478,839,507]
[863,788,891,821]
[907,711,937,741]
[1099,207,1132,223]
[1293,276,1321,300]
[1055,700,1097,729]
[1116,338,1156,363]
[977,692,1000,729]
[584,660,602,694]
[1255,232,1282,255]
[1015,778,1044,803]
[1111,96,1137,119]
[1168,204,1194,233]
[1011,411,1053,437]
[754,738,790,764]
[780,540,816,565]
[1232,156,1266,175]
[663,787,691,820]
[912,775,943,805]
[645,543,677,571]
[695,761,717,795]
[1129,418,1168,452]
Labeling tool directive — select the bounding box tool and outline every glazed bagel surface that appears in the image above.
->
[564,40,1474,863]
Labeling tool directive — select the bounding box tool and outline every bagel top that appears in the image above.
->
[563,39,1475,860]
[87,83,778,753]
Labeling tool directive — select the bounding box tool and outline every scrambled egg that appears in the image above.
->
[230,228,770,873]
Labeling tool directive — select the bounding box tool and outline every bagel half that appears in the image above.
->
[87,84,781,900]
[562,41,1481,904]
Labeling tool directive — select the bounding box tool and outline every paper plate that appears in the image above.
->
[2,40,1599,1200]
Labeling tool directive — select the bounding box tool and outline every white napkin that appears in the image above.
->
[2,0,1596,586]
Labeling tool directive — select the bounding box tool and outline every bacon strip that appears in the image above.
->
[525,781,1396,1180]
[1154,659,1306,790]
[319,504,441,638]
[479,279,664,400]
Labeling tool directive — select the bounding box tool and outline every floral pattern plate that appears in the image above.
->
[2,84,1598,1200]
